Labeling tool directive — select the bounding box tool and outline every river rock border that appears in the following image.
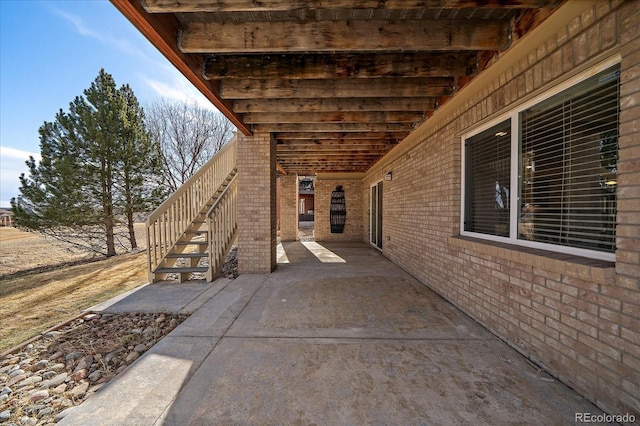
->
[0,312,187,425]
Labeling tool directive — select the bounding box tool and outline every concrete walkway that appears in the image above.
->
[60,242,604,425]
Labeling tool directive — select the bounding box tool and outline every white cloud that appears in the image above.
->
[50,7,148,59]
[142,69,220,111]
[0,146,40,208]
[52,8,100,39]
[1,146,41,163]
[51,5,224,114]
[49,5,221,113]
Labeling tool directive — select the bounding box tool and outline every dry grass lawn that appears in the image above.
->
[0,226,149,352]
[0,227,91,276]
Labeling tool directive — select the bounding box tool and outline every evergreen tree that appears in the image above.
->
[76,70,120,256]
[116,84,166,249]
[12,69,161,256]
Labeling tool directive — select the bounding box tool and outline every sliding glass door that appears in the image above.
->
[370,181,383,249]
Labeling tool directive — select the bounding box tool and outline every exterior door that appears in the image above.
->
[370,181,383,249]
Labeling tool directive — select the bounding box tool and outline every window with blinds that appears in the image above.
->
[462,63,620,259]
[519,65,620,253]
[464,120,511,237]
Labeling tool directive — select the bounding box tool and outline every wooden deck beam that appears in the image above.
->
[180,20,509,53]
[222,77,453,99]
[205,52,477,80]
[244,111,424,124]
[233,97,437,113]
[253,122,416,133]
[143,0,558,13]
[275,132,408,140]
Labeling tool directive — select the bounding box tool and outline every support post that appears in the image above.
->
[279,174,299,241]
[237,132,277,273]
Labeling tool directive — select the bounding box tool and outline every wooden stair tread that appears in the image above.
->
[174,240,208,246]
[155,267,209,273]
[165,253,207,258]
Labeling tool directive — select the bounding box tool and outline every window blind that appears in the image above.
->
[519,65,620,252]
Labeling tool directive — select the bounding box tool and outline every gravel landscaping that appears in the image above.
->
[0,312,187,425]
[0,242,240,425]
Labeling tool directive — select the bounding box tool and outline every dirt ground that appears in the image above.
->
[0,225,149,352]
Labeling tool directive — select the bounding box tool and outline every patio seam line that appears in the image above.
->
[150,276,269,425]
[180,282,222,312]
[177,278,234,314]
[219,336,497,341]
[211,277,270,341]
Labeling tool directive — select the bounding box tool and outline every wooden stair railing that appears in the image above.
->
[146,137,237,282]
[206,174,238,281]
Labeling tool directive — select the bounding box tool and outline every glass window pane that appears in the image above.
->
[519,65,619,252]
[465,120,511,237]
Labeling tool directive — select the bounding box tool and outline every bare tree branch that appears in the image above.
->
[145,99,235,192]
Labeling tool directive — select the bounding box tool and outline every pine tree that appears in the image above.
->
[12,69,162,257]
[116,84,166,249]
[76,70,120,256]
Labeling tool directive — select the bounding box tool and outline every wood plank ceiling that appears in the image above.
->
[114,0,561,175]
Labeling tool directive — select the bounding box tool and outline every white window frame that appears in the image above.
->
[460,57,620,262]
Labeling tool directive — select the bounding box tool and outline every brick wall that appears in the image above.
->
[364,0,639,417]
[238,132,276,273]
[280,174,298,241]
[315,179,363,242]
[616,0,640,408]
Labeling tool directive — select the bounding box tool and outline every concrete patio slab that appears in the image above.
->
[86,283,149,312]
[59,241,607,425]
[96,279,228,314]
[228,274,492,339]
[169,275,267,338]
[163,337,594,425]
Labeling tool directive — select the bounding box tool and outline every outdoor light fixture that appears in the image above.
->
[385,171,393,181]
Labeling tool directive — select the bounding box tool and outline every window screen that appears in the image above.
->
[465,120,511,237]
[519,65,620,252]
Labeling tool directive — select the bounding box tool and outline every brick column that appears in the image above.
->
[237,132,277,273]
[279,174,299,241]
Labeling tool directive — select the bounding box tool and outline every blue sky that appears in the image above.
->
[0,0,216,208]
